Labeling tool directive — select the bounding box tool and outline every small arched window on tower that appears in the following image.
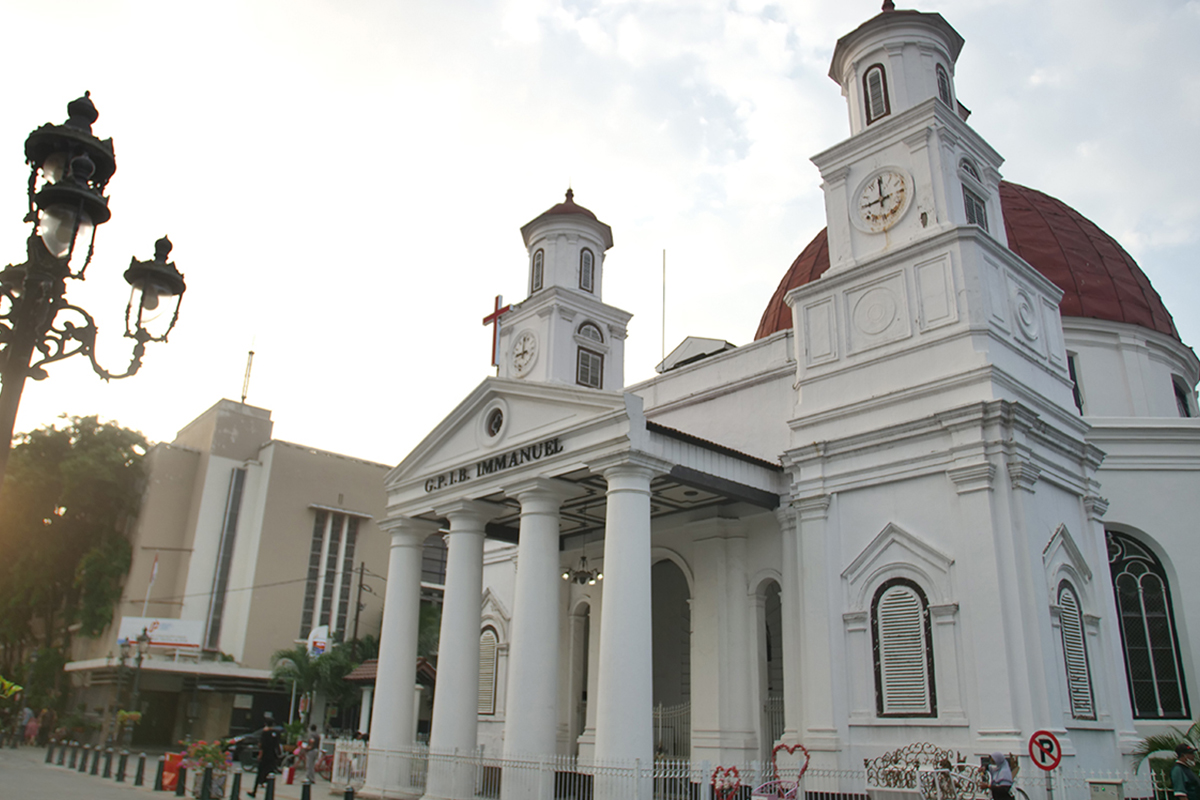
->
[1173,377,1193,417]
[936,64,952,105]
[1057,581,1096,720]
[531,249,545,293]
[863,64,891,125]
[576,323,604,389]
[580,248,595,293]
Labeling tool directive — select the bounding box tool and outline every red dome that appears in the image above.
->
[755,182,1179,341]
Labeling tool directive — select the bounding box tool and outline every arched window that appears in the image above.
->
[1058,581,1096,719]
[1173,377,1193,417]
[531,249,544,293]
[959,158,981,182]
[936,64,952,105]
[863,64,891,124]
[1108,530,1189,718]
[872,578,936,717]
[578,322,603,343]
[478,627,499,715]
[580,249,595,293]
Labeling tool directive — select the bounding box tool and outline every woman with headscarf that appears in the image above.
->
[986,752,1013,800]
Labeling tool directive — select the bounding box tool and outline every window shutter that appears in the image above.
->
[478,629,498,715]
[877,586,932,714]
[1059,585,1095,719]
[864,66,890,123]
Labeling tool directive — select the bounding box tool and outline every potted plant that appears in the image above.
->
[182,739,233,798]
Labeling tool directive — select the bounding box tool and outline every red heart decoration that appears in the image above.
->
[711,765,742,800]
[773,741,812,783]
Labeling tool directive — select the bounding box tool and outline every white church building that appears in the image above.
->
[363,3,1199,798]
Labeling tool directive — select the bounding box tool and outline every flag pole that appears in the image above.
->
[141,554,158,617]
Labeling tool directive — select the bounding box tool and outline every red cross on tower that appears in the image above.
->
[482,295,512,368]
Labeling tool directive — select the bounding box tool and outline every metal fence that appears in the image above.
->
[339,742,1159,800]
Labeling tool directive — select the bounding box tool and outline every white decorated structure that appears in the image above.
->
[362,4,1199,799]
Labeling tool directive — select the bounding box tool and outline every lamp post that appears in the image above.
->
[125,628,150,747]
[0,93,186,491]
[110,641,130,746]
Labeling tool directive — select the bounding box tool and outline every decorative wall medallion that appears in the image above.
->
[485,408,504,437]
[1014,288,1040,341]
[853,287,898,335]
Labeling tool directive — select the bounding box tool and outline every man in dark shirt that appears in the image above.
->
[248,712,282,799]
[1172,742,1200,800]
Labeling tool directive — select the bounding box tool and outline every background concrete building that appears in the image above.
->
[64,399,394,746]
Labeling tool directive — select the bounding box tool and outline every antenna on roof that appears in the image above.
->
[241,347,255,404]
[662,249,667,362]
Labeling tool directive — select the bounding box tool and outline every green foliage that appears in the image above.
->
[0,415,146,693]
[1132,720,1200,769]
[418,601,441,659]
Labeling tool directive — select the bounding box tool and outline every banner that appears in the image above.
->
[118,617,204,648]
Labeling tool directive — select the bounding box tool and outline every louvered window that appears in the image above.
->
[936,65,952,105]
[864,64,891,124]
[577,348,603,389]
[478,628,498,715]
[963,187,989,231]
[872,579,936,717]
[1058,582,1096,719]
[532,249,544,293]
[1108,530,1189,718]
[580,249,595,293]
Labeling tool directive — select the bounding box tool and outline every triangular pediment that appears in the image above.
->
[385,377,630,490]
[842,522,955,608]
[1043,523,1092,587]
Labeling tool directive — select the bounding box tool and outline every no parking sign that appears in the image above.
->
[1029,730,1063,771]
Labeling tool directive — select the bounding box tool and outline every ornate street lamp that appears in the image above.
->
[125,627,150,746]
[0,93,186,490]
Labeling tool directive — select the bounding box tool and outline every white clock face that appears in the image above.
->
[511,330,538,377]
[855,169,911,233]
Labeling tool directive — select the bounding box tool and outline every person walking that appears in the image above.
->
[986,752,1014,800]
[303,724,321,784]
[248,712,281,799]
[1172,742,1200,800]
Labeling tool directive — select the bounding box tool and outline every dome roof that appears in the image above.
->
[521,189,613,249]
[755,182,1179,341]
[537,188,597,220]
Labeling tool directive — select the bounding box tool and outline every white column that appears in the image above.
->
[363,516,438,799]
[592,456,661,800]
[358,687,373,736]
[775,506,802,748]
[501,478,575,800]
[424,501,499,800]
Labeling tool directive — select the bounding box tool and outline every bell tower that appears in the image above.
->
[495,190,631,391]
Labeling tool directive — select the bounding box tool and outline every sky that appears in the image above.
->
[0,0,1197,467]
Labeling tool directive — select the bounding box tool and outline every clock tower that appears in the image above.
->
[496,190,631,391]
[784,3,1080,429]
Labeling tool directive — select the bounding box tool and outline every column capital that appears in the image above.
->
[588,449,673,480]
[506,476,583,508]
[436,499,506,529]
[379,514,441,544]
[791,494,831,521]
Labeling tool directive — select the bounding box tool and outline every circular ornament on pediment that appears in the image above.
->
[476,397,510,448]
[510,330,538,377]
[852,167,913,234]
[1014,288,1040,340]
[853,287,898,335]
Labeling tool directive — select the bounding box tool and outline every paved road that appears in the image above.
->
[0,744,339,800]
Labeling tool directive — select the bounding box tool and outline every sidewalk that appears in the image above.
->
[0,743,345,800]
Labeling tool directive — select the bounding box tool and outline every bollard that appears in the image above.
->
[175,765,187,797]
[56,740,66,766]
[135,752,147,786]
[154,757,165,791]
[45,738,55,764]
[199,766,213,800]
[78,744,91,772]
[344,786,355,800]
[91,745,102,775]
[104,747,114,778]
[301,781,312,800]
[68,741,78,769]
[264,773,276,800]
[117,749,129,782]
[230,770,242,799]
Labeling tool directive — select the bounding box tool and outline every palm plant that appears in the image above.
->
[270,645,321,725]
[1132,720,1200,769]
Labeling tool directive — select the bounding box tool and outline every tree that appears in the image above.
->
[1132,720,1200,770]
[271,644,321,724]
[0,415,146,694]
